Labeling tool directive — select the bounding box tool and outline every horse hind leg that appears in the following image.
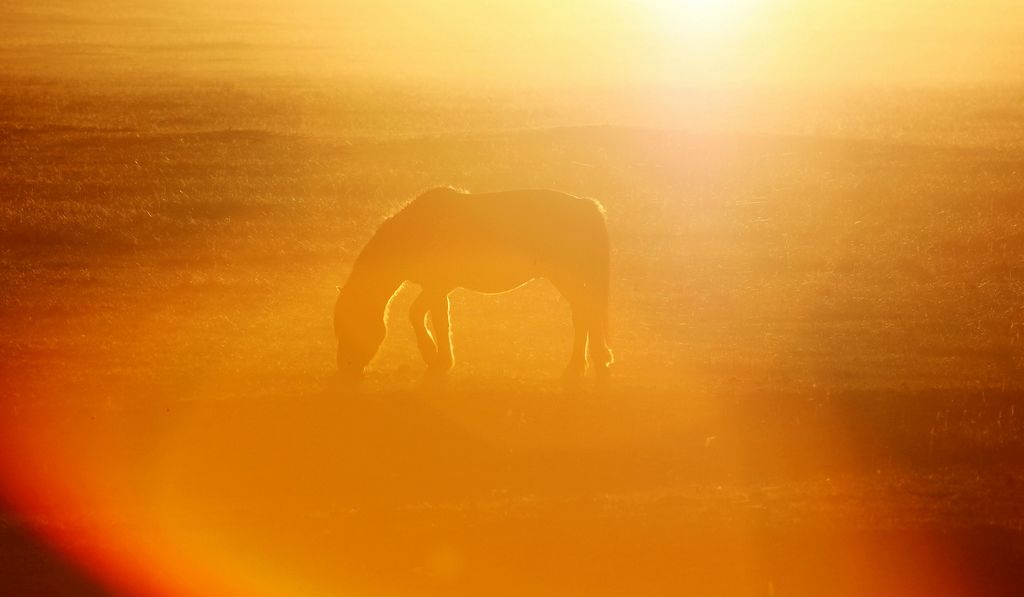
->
[587,311,613,377]
[555,274,613,378]
[565,301,589,378]
[586,284,613,377]
[553,279,589,378]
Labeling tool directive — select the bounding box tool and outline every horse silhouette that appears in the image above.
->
[334,187,613,379]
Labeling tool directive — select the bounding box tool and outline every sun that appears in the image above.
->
[644,0,759,35]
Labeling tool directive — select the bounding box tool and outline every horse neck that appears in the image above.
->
[345,261,404,316]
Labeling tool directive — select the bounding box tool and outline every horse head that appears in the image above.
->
[334,286,387,380]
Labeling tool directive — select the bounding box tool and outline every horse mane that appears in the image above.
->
[346,186,470,323]
[357,187,467,258]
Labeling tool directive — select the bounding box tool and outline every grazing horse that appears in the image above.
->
[334,187,613,379]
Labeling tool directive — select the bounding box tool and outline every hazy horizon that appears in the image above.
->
[4,0,1024,88]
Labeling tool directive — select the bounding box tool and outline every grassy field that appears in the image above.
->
[2,71,1024,596]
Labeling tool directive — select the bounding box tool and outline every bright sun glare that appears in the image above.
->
[646,0,758,34]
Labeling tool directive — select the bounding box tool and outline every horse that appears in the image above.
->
[333,187,613,380]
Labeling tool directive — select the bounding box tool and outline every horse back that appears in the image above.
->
[394,188,608,289]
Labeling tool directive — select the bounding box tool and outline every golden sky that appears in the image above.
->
[4,0,1024,86]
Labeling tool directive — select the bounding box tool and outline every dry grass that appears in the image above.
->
[2,73,1024,596]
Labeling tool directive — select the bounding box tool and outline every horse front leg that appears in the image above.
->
[409,291,438,368]
[428,294,453,372]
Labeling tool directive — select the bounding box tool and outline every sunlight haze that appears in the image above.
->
[3,1,1024,596]
[4,0,1023,86]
